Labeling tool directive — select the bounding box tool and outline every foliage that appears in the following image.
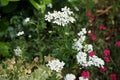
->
[0,0,120,80]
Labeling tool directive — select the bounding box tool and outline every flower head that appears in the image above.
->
[88,32,96,41]
[17,31,24,36]
[103,49,110,56]
[100,67,107,72]
[89,17,94,22]
[81,71,90,79]
[104,57,111,63]
[46,59,65,72]
[88,51,95,57]
[45,6,75,26]
[99,25,106,30]
[64,74,76,80]
[116,41,120,48]
[14,46,22,56]
[86,12,92,17]
[110,73,117,80]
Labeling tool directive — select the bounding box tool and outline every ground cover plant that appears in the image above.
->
[0,0,120,80]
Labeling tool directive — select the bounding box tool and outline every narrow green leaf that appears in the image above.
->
[29,0,41,10]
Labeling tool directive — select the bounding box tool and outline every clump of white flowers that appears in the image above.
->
[23,17,30,24]
[46,59,65,72]
[45,6,75,26]
[79,76,89,80]
[14,46,22,56]
[73,28,105,68]
[64,74,76,80]
[17,31,24,36]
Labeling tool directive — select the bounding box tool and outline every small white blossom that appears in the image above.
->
[47,3,53,8]
[72,41,83,51]
[17,31,24,36]
[46,59,65,72]
[45,12,53,22]
[84,44,93,52]
[88,30,91,33]
[64,74,76,80]
[14,46,22,56]
[23,17,30,24]
[79,76,89,80]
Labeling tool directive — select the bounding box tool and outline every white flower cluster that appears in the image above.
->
[45,6,75,26]
[17,31,24,36]
[23,17,30,24]
[73,28,104,67]
[14,46,22,56]
[46,59,65,72]
[64,74,76,80]
[79,76,89,80]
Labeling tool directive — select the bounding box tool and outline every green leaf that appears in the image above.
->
[0,19,9,38]
[0,42,10,57]
[2,2,18,13]
[29,0,41,10]
[0,0,9,6]
[9,0,19,1]
[44,0,52,4]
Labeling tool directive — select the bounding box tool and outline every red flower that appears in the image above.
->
[103,49,110,56]
[89,17,94,22]
[81,71,90,79]
[86,12,92,17]
[110,73,117,80]
[116,41,120,48]
[100,67,107,72]
[89,51,95,57]
[104,57,111,63]
[99,25,106,30]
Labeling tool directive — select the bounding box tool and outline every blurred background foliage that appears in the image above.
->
[0,0,120,79]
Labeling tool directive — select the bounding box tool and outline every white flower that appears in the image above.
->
[76,52,87,65]
[45,6,75,26]
[23,17,30,25]
[47,3,52,8]
[89,55,105,67]
[82,28,87,34]
[88,30,91,33]
[64,74,76,80]
[46,59,65,72]
[72,40,83,51]
[14,46,22,56]
[45,12,53,22]
[77,28,87,36]
[84,44,93,52]
[73,28,105,68]
[17,31,24,36]
[62,6,73,15]
[79,76,89,80]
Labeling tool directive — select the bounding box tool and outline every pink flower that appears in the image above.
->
[100,67,107,72]
[86,12,92,17]
[110,73,117,80]
[88,32,96,41]
[81,71,90,79]
[116,41,120,48]
[91,36,96,41]
[99,25,106,30]
[103,49,110,56]
[89,17,94,22]
[88,51,95,57]
[104,57,111,63]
